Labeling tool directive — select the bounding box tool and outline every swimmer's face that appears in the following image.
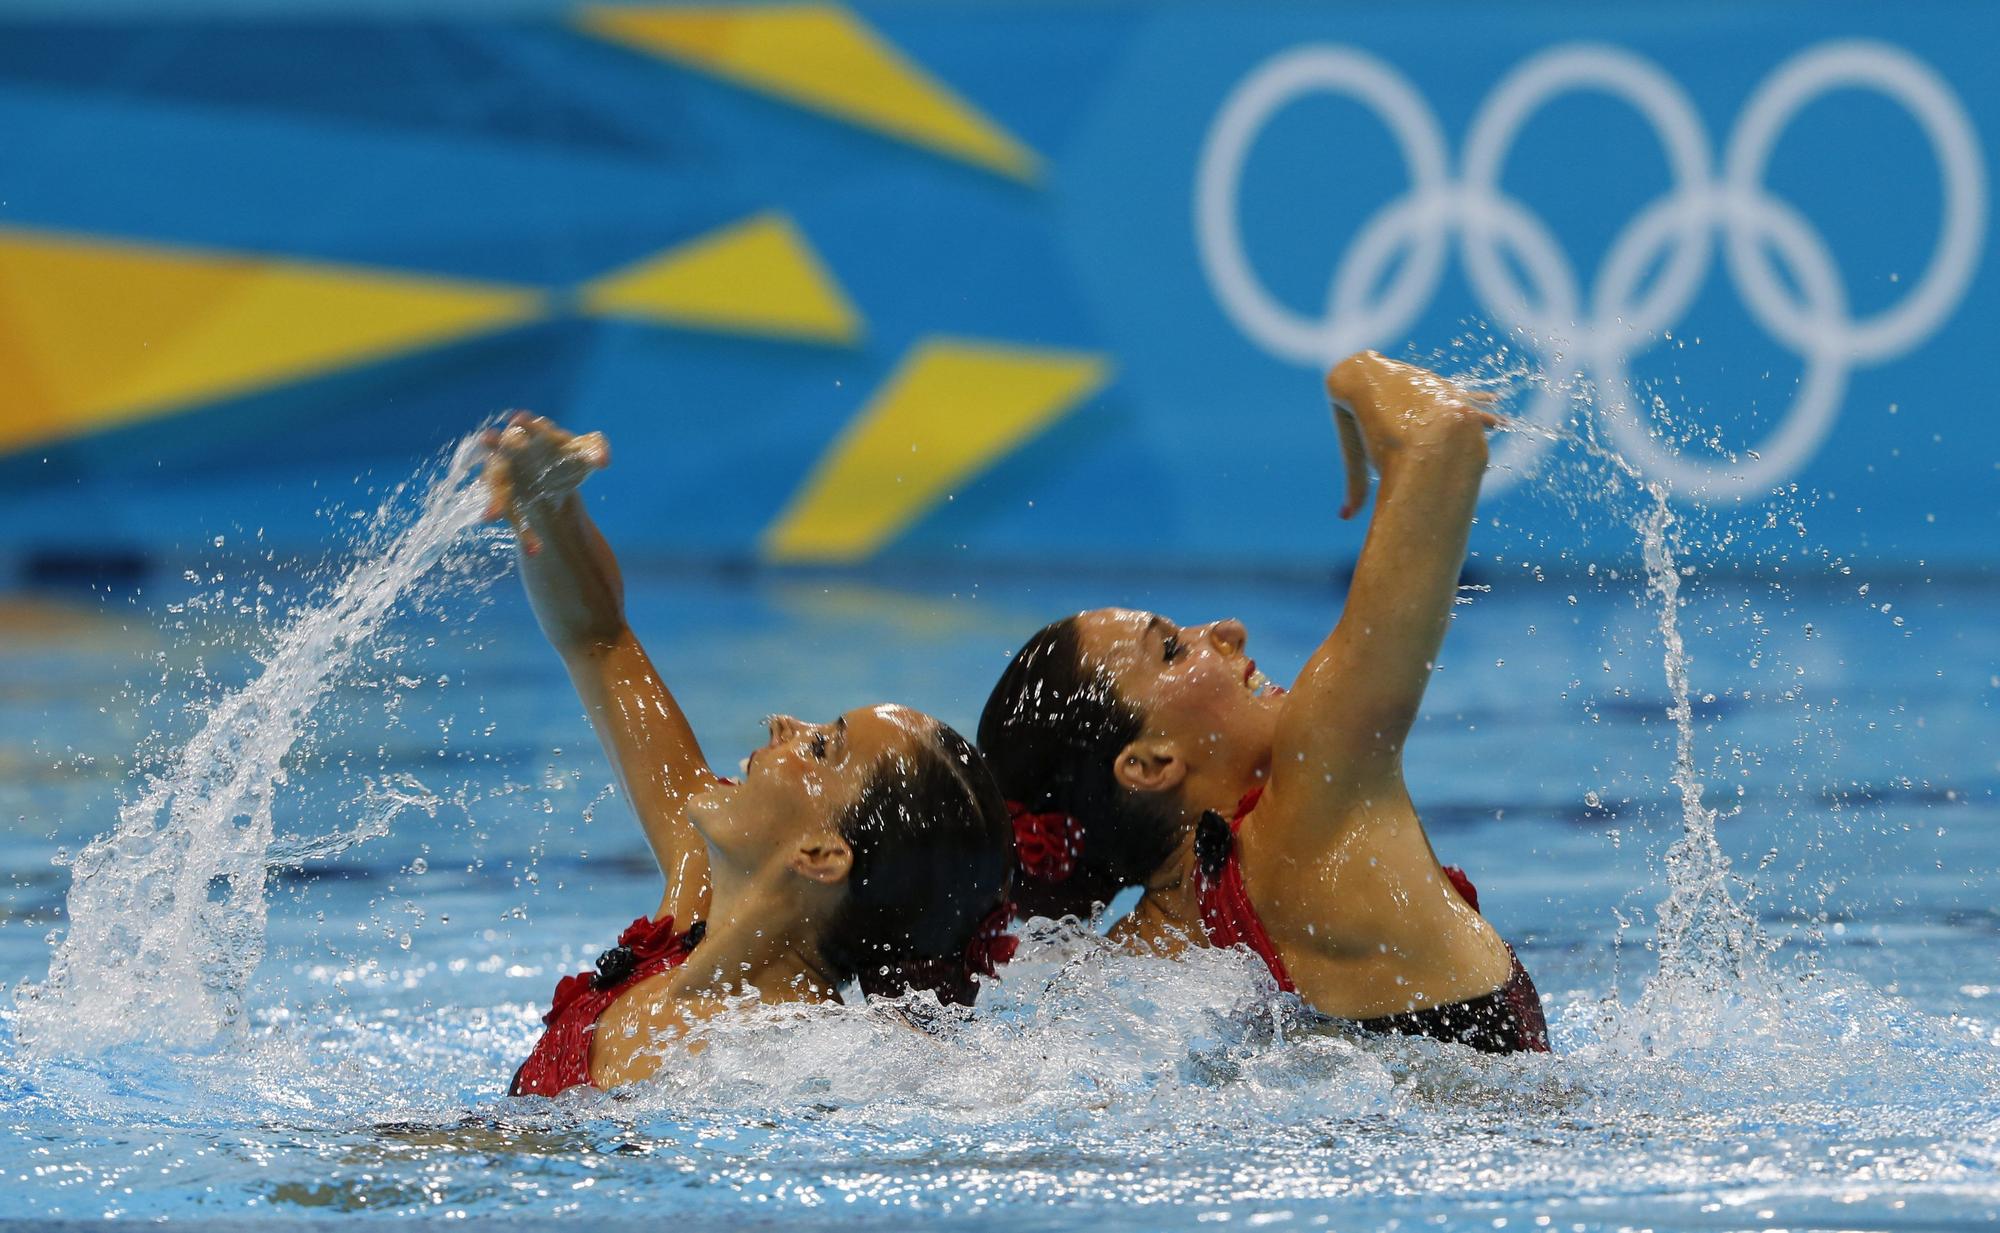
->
[687,704,935,883]
[1073,607,1282,790]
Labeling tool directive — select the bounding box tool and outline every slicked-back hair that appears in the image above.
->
[976,617,1185,920]
[818,720,1013,1005]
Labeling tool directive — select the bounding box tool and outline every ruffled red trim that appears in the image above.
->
[1193,789,1295,993]
[511,914,703,1097]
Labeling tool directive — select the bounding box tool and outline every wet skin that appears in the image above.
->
[480,413,967,1089]
[1062,353,1517,1019]
[592,704,938,1091]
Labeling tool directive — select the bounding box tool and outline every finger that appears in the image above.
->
[570,431,611,471]
[482,469,513,522]
[500,423,531,452]
[508,409,532,428]
[1452,386,1505,430]
[479,427,501,450]
[1333,402,1371,520]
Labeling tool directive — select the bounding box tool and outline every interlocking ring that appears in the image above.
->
[1195,40,1987,498]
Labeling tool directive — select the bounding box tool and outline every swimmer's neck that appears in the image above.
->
[670,873,841,1004]
[1110,820,1206,955]
[1112,770,1270,954]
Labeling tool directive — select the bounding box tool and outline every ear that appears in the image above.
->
[788,832,855,886]
[1112,737,1186,795]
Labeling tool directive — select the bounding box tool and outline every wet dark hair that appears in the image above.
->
[976,617,1184,920]
[818,719,1014,1005]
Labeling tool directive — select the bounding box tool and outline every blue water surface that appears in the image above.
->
[1,510,1997,1230]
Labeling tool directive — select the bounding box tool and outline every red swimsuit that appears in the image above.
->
[510,914,706,1097]
[1193,789,1549,1054]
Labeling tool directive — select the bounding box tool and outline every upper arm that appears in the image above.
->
[560,630,718,923]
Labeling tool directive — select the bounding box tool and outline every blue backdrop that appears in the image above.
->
[0,2,1992,572]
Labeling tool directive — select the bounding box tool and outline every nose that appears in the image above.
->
[766,714,800,744]
[1203,618,1248,657]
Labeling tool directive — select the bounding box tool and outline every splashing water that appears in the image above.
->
[14,435,494,1054]
[1454,351,1770,1017]
[2,385,1996,1225]
[1635,489,1762,996]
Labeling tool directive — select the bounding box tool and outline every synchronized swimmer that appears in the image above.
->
[481,417,1013,1095]
[980,351,1545,1051]
[485,349,1545,1096]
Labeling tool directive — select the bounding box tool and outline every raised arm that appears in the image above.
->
[1269,352,1500,807]
[483,413,719,922]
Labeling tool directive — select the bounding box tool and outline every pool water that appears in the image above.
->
[2,448,1998,1230]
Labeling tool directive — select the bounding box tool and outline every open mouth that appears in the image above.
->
[1244,661,1286,698]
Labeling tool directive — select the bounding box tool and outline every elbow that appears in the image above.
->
[551,618,633,661]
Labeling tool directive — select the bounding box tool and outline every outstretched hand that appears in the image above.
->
[1325,352,1503,520]
[479,411,610,556]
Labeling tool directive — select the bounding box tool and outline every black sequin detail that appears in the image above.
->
[592,945,636,990]
[1195,810,1233,879]
[590,920,705,991]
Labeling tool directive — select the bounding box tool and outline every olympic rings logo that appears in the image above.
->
[1195,41,1987,497]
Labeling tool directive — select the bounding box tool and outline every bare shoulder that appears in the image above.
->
[1237,789,1516,1010]
[588,975,700,1089]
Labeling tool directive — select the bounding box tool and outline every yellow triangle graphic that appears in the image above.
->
[578,4,1042,184]
[579,211,862,345]
[762,337,1112,562]
[0,228,542,454]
